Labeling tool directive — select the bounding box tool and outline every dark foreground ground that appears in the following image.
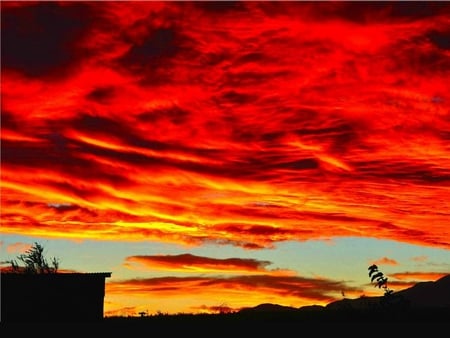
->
[2,307,449,335]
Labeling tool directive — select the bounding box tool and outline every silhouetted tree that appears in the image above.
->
[6,242,60,274]
[368,264,411,313]
[368,264,393,296]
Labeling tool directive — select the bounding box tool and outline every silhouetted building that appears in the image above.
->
[1,272,111,322]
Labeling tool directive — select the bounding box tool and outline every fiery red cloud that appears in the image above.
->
[1,1,450,251]
[124,253,294,275]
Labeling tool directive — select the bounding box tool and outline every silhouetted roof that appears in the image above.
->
[1,272,112,277]
[60,272,112,277]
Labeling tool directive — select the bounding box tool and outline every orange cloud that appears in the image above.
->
[5,242,32,254]
[411,255,428,263]
[391,271,449,282]
[124,254,294,276]
[370,257,399,266]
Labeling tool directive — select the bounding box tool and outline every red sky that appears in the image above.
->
[1,1,449,316]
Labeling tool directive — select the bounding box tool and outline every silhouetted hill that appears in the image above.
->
[395,274,450,308]
[325,274,450,311]
[237,274,450,323]
[239,302,299,313]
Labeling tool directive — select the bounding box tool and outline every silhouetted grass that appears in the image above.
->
[101,306,450,327]
[2,307,448,335]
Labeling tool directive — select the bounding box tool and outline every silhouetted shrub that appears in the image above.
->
[4,242,59,274]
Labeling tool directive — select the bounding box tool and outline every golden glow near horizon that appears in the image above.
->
[1,1,449,316]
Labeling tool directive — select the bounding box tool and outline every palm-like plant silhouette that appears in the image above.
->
[367,264,413,315]
[368,264,393,296]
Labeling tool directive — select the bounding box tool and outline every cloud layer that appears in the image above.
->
[2,2,450,252]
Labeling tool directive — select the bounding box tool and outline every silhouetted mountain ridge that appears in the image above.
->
[393,274,450,308]
[239,274,450,314]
